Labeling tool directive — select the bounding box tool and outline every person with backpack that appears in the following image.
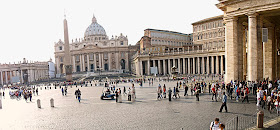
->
[210,118,220,130]
[219,92,228,112]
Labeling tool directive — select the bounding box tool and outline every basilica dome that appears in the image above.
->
[84,15,106,37]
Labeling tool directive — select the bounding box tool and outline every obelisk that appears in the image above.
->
[63,17,72,82]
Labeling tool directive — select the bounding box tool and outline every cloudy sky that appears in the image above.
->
[0,0,222,64]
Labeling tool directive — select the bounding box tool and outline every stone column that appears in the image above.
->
[108,53,111,71]
[72,55,76,72]
[225,17,239,83]
[147,60,150,75]
[79,55,83,72]
[216,56,220,74]
[173,59,176,68]
[211,56,215,74]
[158,60,162,75]
[139,60,143,76]
[247,13,258,81]
[178,58,181,74]
[0,71,3,85]
[221,55,224,75]
[207,56,210,74]
[198,57,201,74]
[152,60,155,67]
[193,58,195,74]
[5,71,8,84]
[188,58,190,74]
[99,53,102,70]
[168,59,171,74]
[20,70,23,84]
[87,54,90,72]
[9,71,12,83]
[263,26,276,80]
[163,59,166,75]
[183,58,186,74]
[202,57,205,74]
[94,53,97,71]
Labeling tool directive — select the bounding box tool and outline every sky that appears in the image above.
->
[0,0,223,64]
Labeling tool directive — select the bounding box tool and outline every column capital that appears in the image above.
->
[246,12,258,18]
[223,16,238,23]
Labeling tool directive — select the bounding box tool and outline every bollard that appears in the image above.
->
[37,99,41,108]
[0,98,2,109]
[257,111,264,128]
[118,94,122,103]
[131,94,135,102]
[50,98,54,107]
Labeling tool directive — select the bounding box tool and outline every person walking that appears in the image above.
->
[36,88,38,96]
[242,87,249,103]
[219,92,228,112]
[77,89,81,102]
[61,87,64,96]
[168,87,172,101]
[184,85,188,96]
[195,87,199,101]
[212,86,217,102]
[163,84,166,98]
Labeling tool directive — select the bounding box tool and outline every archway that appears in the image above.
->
[76,65,80,72]
[104,63,108,71]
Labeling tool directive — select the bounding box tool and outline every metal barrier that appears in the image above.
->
[225,114,257,130]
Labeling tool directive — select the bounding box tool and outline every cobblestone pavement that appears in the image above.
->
[0,80,278,130]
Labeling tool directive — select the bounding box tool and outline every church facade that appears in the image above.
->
[54,15,137,74]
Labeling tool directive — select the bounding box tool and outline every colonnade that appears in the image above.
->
[57,52,129,74]
[140,55,225,76]
[0,69,48,85]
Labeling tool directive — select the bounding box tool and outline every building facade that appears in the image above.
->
[132,18,226,76]
[216,0,280,82]
[54,14,138,74]
[0,58,51,86]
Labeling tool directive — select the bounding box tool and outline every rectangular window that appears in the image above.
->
[90,54,94,60]
[59,46,62,50]
[120,41,124,45]
[75,55,80,61]
[121,52,125,58]
[60,57,63,62]
[104,53,108,59]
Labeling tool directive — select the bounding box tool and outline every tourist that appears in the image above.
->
[173,87,177,99]
[157,85,162,100]
[262,91,267,109]
[36,88,38,96]
[176,86,180,98]
[2,91,4,97]
[212,85,217,102]
[184,84,188,96]
[128,87,131,101]
[163,84,166,98]
[78,89,81,102]
[168,87,172,101]
[219,92,228,112]
[210,118,220,130]
[29,91,32,102]
[219,123,225,130]
[123,86,126,95]
[61,87,64,96]
[64,87,67,96]
[195,86,199,101]
[242,87,249,103]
